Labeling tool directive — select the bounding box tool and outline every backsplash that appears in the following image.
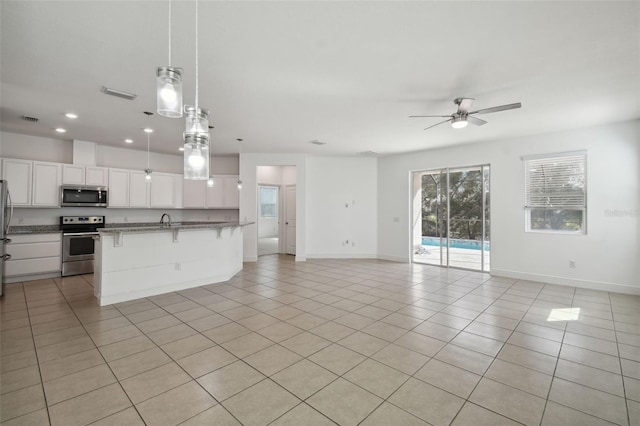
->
[11,207,239,226]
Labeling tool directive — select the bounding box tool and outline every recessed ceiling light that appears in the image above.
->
[178,147,185,151]
[65,113,78,119]
[143,128,153,133]
[124,139,133,144]
[55,128,66,133]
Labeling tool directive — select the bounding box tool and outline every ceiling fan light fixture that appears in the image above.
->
[451,116,468,129]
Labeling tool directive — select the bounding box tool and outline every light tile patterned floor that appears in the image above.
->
[1,255,639,426]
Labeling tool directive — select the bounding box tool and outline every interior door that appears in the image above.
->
[284,185,296,255]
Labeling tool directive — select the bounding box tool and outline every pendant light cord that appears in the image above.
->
[168,0,172,65]
[194,0,199,113]
[147,132,150,169]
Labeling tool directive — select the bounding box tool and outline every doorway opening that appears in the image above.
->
[258,186,279,256]
[256,166,296,257]
[412,165,490,272]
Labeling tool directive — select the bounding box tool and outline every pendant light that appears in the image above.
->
[183,0,210,180]
[144,112,153,182]
[207,145,214,187]
[236,138,243,190]
[157,0,183,118]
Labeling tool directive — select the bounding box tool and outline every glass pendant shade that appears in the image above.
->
[157,67,183,118]
[184,106,210,133]
[183,132,210,180]
[145,169,152,183]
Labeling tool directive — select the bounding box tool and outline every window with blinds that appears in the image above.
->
[524,151,587,233]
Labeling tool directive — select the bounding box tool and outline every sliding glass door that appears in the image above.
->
[412,165,490,272]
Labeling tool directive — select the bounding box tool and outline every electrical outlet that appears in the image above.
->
[351,241,355,247]
[392,217,400,223]
[124,217,128,223]
[569,260,576,269]
[175,262,181,271]
[18,218,24,224]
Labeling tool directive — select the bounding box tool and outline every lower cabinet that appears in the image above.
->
[5,233,61,282]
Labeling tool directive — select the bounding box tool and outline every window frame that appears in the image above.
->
[523,151,587,234]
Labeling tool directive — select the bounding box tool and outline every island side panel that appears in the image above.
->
[95,227,243,306]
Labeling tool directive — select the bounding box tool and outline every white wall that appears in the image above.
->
[1,131,239,175]
[1,132,72,163]
[240,154,306,262]
[306,156,378,258]
[378,120,640,294]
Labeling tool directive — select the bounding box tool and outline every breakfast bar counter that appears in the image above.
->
[94,222,251,306]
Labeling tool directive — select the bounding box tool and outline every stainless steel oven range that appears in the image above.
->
[60,216,104,277]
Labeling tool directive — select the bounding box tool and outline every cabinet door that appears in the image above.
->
[85,167,108,186]
[32,162,62,207]
[182,179,206,208]
[129,171,150,208]
[2,159,32,206]
[62,164,85,185]
[108,169,129,207]
[150,173,175,208]
[205,178,225,208]
[223,176,240,208]
[173,175,183,209]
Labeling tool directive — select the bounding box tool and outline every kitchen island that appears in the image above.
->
[94,222,251,306]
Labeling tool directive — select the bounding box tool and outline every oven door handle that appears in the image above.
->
[63,232,101,236]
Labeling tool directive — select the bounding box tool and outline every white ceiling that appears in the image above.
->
[1,1,638,156]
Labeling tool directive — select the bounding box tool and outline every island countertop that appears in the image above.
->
[98,221,253,235]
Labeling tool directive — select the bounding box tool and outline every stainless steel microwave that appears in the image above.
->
[60,185,108,207]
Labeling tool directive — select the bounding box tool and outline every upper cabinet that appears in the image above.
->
[63,164,109,186]
[183,175,239,209]
[150,173,181,208]
[108,168,130,208]
[1,159,60,207]
[2,159,32,206]
[32,162,62,206]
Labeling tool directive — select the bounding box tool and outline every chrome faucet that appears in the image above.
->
[160,213,171,226]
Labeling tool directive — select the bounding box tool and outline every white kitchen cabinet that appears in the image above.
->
[183,179,206,208]
[5,233,61,282]
[62,164,85,185]
[183,175,239,209]
[85,167,108,186]
[205,179,224,207]
[108,168,130,207]
[222,176,240,208]
[63,165,108,186]
[150,172,178,208]
[2,159,32,206]
[129,171,150,208]
[32,161,62,207]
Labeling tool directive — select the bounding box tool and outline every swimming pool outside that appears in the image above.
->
[421,236,490,251]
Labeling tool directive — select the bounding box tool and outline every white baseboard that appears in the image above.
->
[295,256,307,262]
[491,268,640,296]
[377,254,410,263]
[306,253,378,260]
[243,256,258,263]
[5,271,61,284]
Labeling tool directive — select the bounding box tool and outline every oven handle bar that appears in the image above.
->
[62,232,101,236]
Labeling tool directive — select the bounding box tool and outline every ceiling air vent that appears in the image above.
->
[101,86,137,100]
[21,115,39,122]
[310,140,326,145]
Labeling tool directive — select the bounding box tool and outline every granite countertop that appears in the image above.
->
[8,225,62,235]
[98,221,253,234]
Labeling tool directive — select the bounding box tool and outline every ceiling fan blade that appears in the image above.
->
[467,115,488,126]
[424,119,452,131]
[456,97,475,113]
[409,115,452,118]
[469,102,522,115]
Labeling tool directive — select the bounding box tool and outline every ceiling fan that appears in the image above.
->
[410,97,522,130]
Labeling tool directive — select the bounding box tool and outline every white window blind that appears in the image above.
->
[525,152,586,209]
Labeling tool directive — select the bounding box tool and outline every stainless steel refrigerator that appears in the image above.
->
[0,180,13,297]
